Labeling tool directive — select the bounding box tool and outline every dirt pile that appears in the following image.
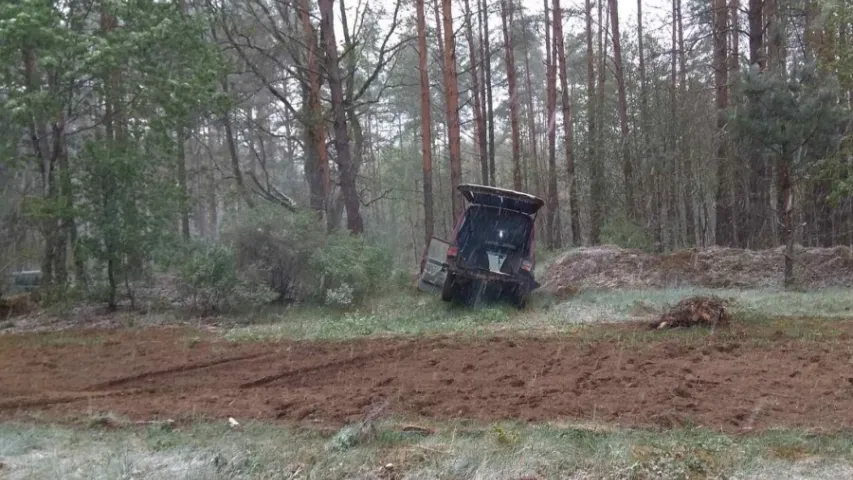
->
[543,244,853,292]
[650,296,732,329]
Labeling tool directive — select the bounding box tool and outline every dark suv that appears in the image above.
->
[418,184,544,308]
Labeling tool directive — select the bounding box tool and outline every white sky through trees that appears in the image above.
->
[335,0,674,54]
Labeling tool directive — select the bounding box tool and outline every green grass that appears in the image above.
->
[223,291,520,342]
[15,331,107,347]
[1,419,852,479]
[220,287,853,343]
[541,287,853,326]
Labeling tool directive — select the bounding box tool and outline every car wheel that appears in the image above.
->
[440,273,456,302]
[513,284,530,309]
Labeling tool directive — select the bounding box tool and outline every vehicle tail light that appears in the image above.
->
[521,260,533,271]
[446,246,459,258]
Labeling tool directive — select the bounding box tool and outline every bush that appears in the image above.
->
[177,243,238,310]
[177,242,275,311]
[224,207,324,302]
[221,206,389,307]
[309,232,385,306]
[601,214,654,251]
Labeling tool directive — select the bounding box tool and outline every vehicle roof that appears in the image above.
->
[458,184,545,215]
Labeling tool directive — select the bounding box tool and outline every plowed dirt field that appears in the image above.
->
[1,326,852,432]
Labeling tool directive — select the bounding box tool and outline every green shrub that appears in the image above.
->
[224,207,324,302]
[601,214,654,251]
[177,242,275,311]
[177,243,239,310]
[221,206,391,307]
[309,232,385,306]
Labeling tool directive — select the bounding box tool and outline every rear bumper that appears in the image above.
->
[448,265,524,286]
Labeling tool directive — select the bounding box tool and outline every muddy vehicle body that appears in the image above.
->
[418,184,544,308]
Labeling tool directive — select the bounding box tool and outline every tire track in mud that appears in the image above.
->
[84,352,274,391]
[0,388,146,410]
[238,343,413,389]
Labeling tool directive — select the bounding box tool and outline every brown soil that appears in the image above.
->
[2,326,853,433]
[542,245,853,292]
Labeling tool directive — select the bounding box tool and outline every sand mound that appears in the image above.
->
[650,296,732,329]
[543,244,853,293]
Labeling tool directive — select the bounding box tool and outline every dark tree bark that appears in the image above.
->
[544,0,562,248]
[745,0,772,246]
[23,50,59,288]
[588,0,605,244]
[100,7,120,309]
[521,14,542,199]
[500,0,522,192]
[779,151,794,285]
[220,89,253,209]
[298,0,329,217]
[464,0,488,187]
[609,0,634,220]
[585,0,604,245]
[748,0,765,69]
[675,0,697,245]
[480,0,496,186]
[177,126,190,240]
[637,0,648,131]
[730,0,740,75]
[319,0,363,233]
[554,0,579,244]
[712,0,732,246]
[440,0,464,222]
[416,0,434,244]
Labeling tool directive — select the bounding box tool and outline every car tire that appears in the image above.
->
[441,273,456,302]
[513,284,529,309]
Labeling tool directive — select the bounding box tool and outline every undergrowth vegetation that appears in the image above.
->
[218,286,853,342]
[174,206,394,311]
[2,419,852,479]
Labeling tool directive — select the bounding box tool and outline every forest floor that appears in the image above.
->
[2,246,853,479]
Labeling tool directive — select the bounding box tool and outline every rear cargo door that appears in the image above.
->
[417,237,450,293]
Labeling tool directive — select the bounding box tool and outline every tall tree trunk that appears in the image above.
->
[677,0,696,245]
[779,150,794,285]
[667,0,678,249]
[500,0,522,192]
[712,0,732,246]
[464,0,488,187]
[319,0,362,233]
[766,0,783,73]
[177,126,190,240]
[609,0,633,220]
[480,0,496,186]
[440,0,464,222]
[554,0,579,245]
[637,0,648,133]
[50,105,68,286]
[636,0,649,229]
[416,0,434,245]
[748,0,765,68]
[766,0,793,280]
[522,15,542,198]
[100,7,120,309]
[22,48,58,287]
[298,0,329,217]
[746,0,770,246]
[593,0,609,244]
[544,0,562,248]
[730,0,740,75]
[587,0,602,245]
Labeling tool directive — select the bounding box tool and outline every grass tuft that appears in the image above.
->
[1,420,852,479]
